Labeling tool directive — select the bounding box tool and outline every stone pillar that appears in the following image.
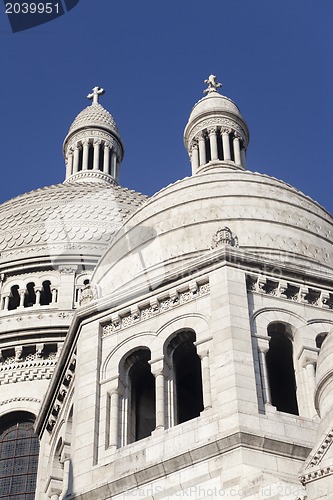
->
[198,132,206,166]
[66,152,73,178]
[190,141,199,174]
[111,151,117,178]
[2,294,9,311]
[257,339,271,405]
[19,289,25,308]
[240,147,246,168]
[35,288,41,306]
[73,145,80,174]
[93,140,101,171]
[233,133,241,165]
[196,344,212,410]
[208,128,218,161]
[221,129,231,160]
[82,140,90,171]
[299,349,318,418]
[109,389,119,449]
[103,144,110,174]
[150,358,165,430]
[51,287,57,304]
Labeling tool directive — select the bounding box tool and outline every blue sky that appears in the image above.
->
[0,0,332,214]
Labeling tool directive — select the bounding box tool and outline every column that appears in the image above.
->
[51,287,57,304]
[82,140,90,171]
[195,342,212,410]
[233,133,241,165]
[190,141,199,174]
[19,288,25,308]
[111,151,117,178]
[299,349,318,418]
[35,288,41,306]
[93,140,101,170]
[258,340,271,405]
[50,495,59,500]
[150,359,165,430]
[72,145,80,174]
[198,132,206,166]
[66,151,73,178]
[2,294,9,311]
[221,128,231,160]
[208,128,218,161]
[103,144,110,174]
[240,147,246,168]
[109,390,119,449]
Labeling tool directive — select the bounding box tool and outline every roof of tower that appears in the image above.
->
[188,91,243,122]
[68,102,119,136]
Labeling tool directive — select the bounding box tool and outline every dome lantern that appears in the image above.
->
[184,75,250,175]
[63,86,124,185]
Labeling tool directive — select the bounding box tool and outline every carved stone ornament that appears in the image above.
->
[79,284,99,306]
[211,227,239,249]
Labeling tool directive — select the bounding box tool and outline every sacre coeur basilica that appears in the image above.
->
[0,76,333,499]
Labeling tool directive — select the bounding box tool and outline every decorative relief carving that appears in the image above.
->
[189,118,247,147]
[0,397,41,406]
[102,280,210,336]
[79,284,99,306]
[211,227,239,248]
[66,130,121,154]
[246,274,333,310]
[46,352,76,433]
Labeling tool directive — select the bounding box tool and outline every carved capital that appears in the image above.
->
[220,127,231,135]
[207,127,217,136]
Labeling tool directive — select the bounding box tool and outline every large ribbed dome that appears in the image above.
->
[93,169,333,297]
[0,182,147,267]
[68,103,119,135]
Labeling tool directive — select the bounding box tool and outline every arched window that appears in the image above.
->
[266,323,299,415]
[8,285,20,311]
[125,349,156,443]
[316,332,328,349]
[40,280,52,306]
[0,411,39,499]
[168,330,204,424]
[24,283,36,308]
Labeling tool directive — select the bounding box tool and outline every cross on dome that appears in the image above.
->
[87,86,105,104]
[204,75,222,94]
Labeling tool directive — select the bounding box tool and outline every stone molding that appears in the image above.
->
[66,129,122,156]
[188,117,247,147]
[0,358,57,385]
[102,279,210,337]
[299,428,333,486]
[0,397,41,406]
[246,274,333,310]
[46,352,76,433]
[65,171,118,185]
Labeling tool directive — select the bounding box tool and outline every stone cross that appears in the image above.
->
[87,86,105,104]
[204,75,222,94]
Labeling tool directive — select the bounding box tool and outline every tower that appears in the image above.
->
[32,77,333,499]
[0,88,146,499]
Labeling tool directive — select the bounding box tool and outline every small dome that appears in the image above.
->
[68,103,119,136]
[188,92,243,123]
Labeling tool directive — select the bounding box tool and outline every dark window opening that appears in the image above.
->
[40,280,52,306]
[266,324,299,415]
[171,331,204,424]
[128,349,156,442]
[24,283,36,308]
[99,145,104,171]
[229,134,235,161]
[0,412,39,499]
[204,136,211,163]
[88,143,94,170]
[316,332,328,349]
[78,146,83,172]
[8,285,20,311]
[217,131,223,160]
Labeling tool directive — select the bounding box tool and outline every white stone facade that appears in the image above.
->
[1,80,333,499]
